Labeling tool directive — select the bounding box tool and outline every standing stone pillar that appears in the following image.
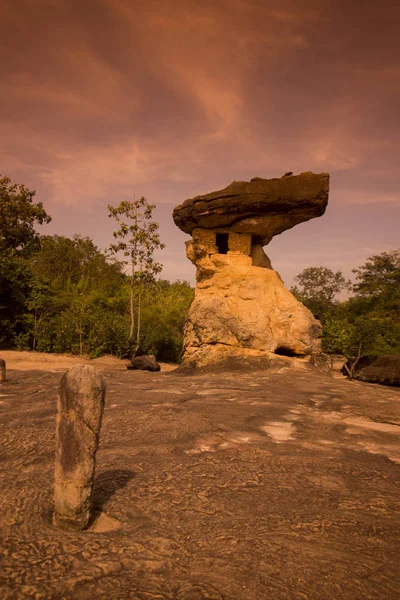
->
[0,359,6,382]
[54,365,106,530]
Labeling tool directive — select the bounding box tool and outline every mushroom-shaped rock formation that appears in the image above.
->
[173,172,329,370]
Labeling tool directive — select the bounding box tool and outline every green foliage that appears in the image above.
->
[108,197,166,350]
[0,252,33,347]
[352,250,400,301]
[0,175,52,347]
[347,249,400,356]
[0,174,51,256]
[294,250,400,358]
[3,173,394,365]
[24,235,129,356]
[25,280,55,351]
[350,315,400,355]
[291,266,351,320]
[19,234,127,355]
[29,234,124,292]
[322,316,355,356]
[0,178,188,361]
[137,280,194,362]
[108,198,165,274]
[86,311,131,358]
[0,227,191,361]
[22,275,193,362]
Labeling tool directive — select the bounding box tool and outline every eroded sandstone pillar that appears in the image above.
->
[0,359,6,382]
[54,365,106,530]
[173,172,329,369]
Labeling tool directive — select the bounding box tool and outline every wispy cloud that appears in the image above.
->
[1,0,399,282]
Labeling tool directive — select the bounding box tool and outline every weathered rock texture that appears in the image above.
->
[174,172,329,369]
[173,171,329,245]
[0,358,6,382]
[2,357,400,599]
[54,365,106,530]
[183,251,322,366]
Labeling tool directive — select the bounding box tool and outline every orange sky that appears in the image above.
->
[1,0,399,284]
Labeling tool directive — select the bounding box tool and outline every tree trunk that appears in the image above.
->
[136,284,142,352]
[129,260,135,341]
[32,310,38,351]
[344,343,363,379]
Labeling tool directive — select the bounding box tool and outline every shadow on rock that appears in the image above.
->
[93,469,135,509]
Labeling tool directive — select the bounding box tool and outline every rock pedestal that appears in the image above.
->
[173,172,329,369]
[54,365,106,530]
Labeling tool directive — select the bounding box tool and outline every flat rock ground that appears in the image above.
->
[0,352,399,600]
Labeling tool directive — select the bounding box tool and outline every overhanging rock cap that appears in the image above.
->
[173,171,329,245]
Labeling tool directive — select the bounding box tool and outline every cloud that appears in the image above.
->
[0,0,399,288]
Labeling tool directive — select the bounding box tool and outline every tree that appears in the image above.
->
[291,266,351,320]
[352,250,400,307]
[0,254,33,347]
[0,174,51,256]
[0,175,51,347]
[138,280,194,361]
[351,315,400,355]
[25,234,126,354]
[108,197,165,353]
[345,250,400,356]
[322,316,355,356]
[25,280,55,351]
[29,234,124,292]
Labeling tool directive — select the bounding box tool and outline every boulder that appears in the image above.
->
[173,172,329,245]
[342,355,400,386]
[127,355,161,372]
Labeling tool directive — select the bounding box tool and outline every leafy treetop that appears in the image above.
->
[291,266,351,320]
[108,197,165,276]
[0,175,51,256]
[352,250,400,299]
[29,234,124,292]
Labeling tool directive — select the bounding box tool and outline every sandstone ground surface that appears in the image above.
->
[0,351,399,599]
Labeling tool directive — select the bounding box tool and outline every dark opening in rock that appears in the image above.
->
[216,233,229,254]
[274,346,297,357]
[251,235,264,246]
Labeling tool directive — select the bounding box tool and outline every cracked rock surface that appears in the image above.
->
[182,254,322,363]
[54,365,106,530]
[173,172,329,245]
[0,352,399,599]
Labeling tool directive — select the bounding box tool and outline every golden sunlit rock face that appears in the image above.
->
[174,172,329,368]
